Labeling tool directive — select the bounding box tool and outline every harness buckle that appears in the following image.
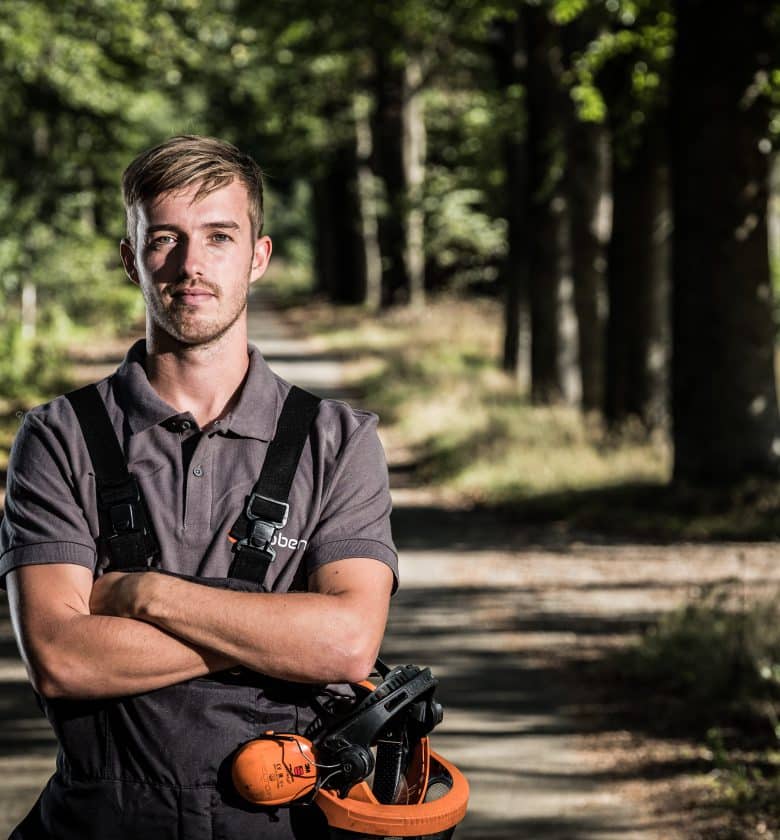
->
[98,476,155,568]
[109,501,137,533]
[233,494,290,562]
[245,493,289,529]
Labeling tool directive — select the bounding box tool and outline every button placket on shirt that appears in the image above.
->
[182,430,214,537]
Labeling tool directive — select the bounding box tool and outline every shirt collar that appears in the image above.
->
[112,339,281,441]
[222,343,281,441]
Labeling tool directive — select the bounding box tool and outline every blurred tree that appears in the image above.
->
[489,15,532,386]
[672,0,780,481]
[222,0,434,308]
[371,19,426,307]
[523,2,577,404]
[588,1,673,431]
[0,0,207,393]
[558,3,611,415]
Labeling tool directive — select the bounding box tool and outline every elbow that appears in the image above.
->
[27,651,90,700]
[341,657,375,685]
[28,663,67,699]
[336,637,381,685]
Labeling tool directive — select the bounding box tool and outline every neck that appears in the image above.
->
[145,323,250,428]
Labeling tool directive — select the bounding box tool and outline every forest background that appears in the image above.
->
[0,0,779,833]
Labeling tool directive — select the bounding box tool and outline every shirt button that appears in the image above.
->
[193,465,203,477]
[181,420,192,431]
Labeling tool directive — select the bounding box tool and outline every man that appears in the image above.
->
[0,135,397,838]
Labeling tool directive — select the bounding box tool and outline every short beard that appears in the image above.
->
[145,277,251,350]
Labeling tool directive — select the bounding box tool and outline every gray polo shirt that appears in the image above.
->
[0,340,398,591]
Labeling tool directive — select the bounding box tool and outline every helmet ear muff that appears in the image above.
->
[231,734,317,807]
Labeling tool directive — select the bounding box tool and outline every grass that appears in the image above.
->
[289,292,779,541]
[296,295,670,496]
[601,589,780,836]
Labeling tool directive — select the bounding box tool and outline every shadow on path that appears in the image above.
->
[380,576,678,837]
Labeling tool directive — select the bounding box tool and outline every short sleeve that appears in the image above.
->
[0,412,97,587]
[305,413,398,591]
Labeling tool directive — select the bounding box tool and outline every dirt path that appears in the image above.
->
[1,289,777,837]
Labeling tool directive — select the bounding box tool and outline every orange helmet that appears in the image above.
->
[232,662,469,838]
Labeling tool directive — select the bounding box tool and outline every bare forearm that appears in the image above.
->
[103,561,393,684]
[142,581,370,683]
[28,612,234,700]
[7,564,236,701]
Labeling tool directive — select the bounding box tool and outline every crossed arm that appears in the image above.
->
[7,557,394,701]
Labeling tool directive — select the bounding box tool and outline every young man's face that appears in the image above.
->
[121,179,271,349]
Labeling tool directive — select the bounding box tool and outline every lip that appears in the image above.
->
[172,288,216,304]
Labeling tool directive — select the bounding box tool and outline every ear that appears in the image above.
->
[250,235,272,285]
[120,239,140,286]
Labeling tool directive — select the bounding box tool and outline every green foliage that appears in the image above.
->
[303,294,671,504]
[560,0,674,165]
[0,321,72,401]
[618,589,780,738]
[610,587,780,832]
[0,0,222,388]
[424,86,509,289]
[706,728,780,827]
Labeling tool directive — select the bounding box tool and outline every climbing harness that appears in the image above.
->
[66,382,320,587]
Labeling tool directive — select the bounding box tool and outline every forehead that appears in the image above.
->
[136,179,251,228]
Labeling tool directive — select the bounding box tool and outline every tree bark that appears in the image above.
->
[604,121,670,430]
[403,56,426,308]
[21,282,37,339]
[501,133,532,388]
[372,48,427,307]
[311,176,336,298]
[311,139,365,304]
[567,118,610,414]
[354,96,382,312]
[490,17,531,386]
[524,4,573,404]
[671,0,780,481]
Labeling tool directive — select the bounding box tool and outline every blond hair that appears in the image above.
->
[122,135,264,243]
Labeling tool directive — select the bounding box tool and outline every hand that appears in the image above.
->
[90,571,150,619]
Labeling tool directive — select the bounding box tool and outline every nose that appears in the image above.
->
[176,237,206,279]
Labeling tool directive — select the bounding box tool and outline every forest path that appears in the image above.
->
[1,288,777,837]
[251,289,678,839]
[261,291,779,838]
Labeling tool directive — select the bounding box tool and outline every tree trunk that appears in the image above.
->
[311,140,365,303]
[524,4,572,404]
[567,119,610,413]
[604,121,670,429]
[671,0,780,481]
[311,176,336,298]
[403,56,426,308]
[501,133,532,388]
[21,282,36,339]
[354,96,382,312]
[372,48,426,307]
[489,17,531,386]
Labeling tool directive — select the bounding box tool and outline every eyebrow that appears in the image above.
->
[145,221,242,234]
[203,221,241,230]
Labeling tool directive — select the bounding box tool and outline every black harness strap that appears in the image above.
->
[228,386,321,585]
[66,384,159,570]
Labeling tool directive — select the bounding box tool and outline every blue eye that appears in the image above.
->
[148,235,175,249]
